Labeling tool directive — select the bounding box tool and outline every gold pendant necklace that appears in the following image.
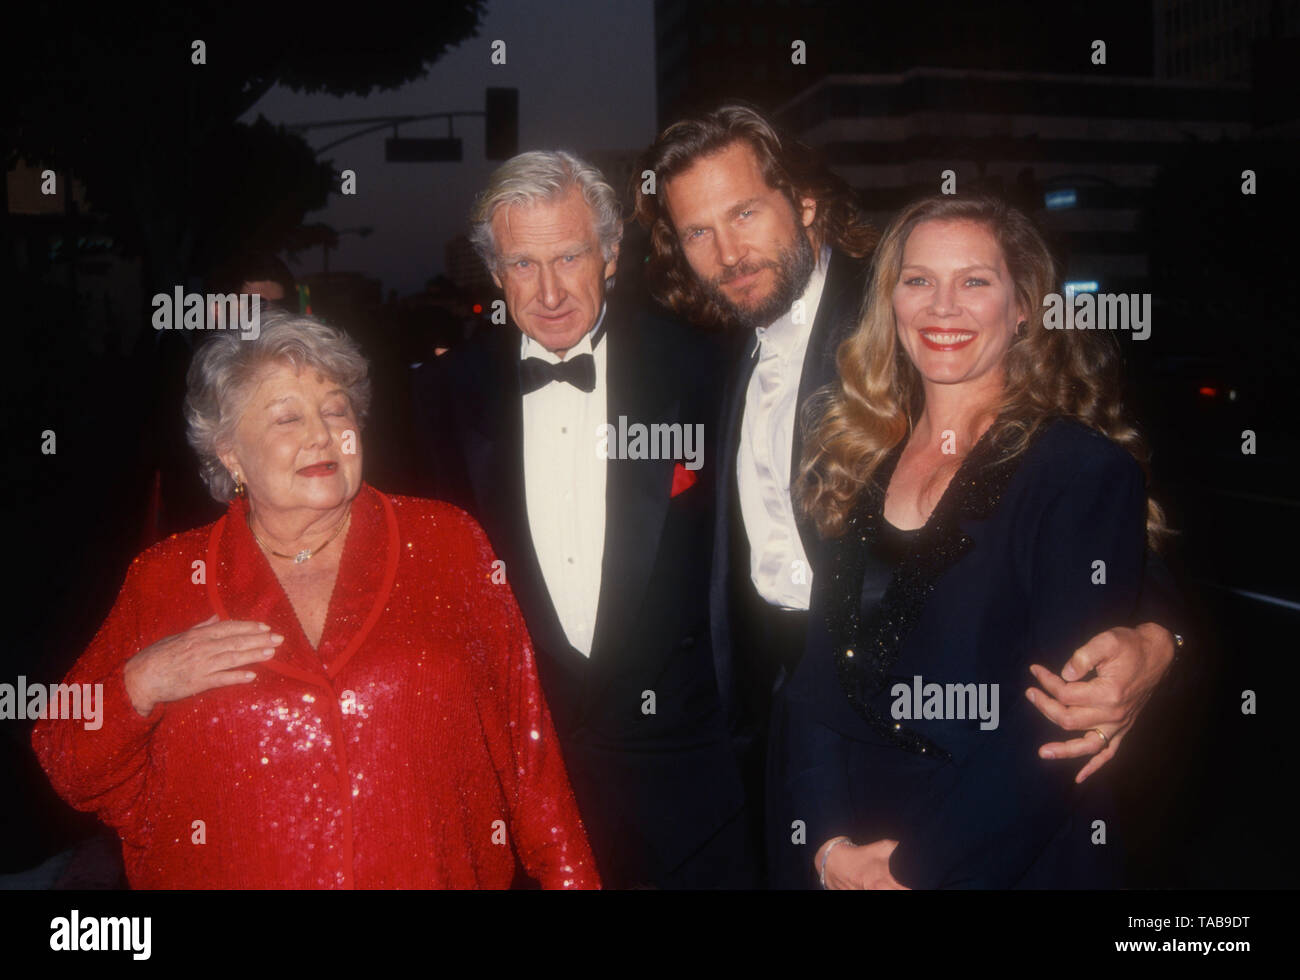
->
[249,509,350,564]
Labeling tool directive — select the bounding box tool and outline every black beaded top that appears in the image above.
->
[876,518,922,565]
[822,419,1033,760]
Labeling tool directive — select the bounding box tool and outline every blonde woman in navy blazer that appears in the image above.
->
[769,193,1168,889]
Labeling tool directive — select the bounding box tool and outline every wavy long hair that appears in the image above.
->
[797,193,1168,547]
[632,103,879,328]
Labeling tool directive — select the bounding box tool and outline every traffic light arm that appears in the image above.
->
[288,87,516,161]
[292,112,483,155]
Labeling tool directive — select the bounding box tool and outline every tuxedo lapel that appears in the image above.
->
[791,249,864,474]
[588,310,679,670]
[791,249,867,560]
[709,328,759,728]
[722,330,760,508]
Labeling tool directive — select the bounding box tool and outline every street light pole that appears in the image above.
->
[285,88,517,161]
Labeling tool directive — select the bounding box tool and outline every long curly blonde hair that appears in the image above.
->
[796,193,1167,547]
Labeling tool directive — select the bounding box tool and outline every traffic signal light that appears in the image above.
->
[485,87,518,160]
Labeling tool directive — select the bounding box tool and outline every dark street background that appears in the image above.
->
[2,0,1296,889]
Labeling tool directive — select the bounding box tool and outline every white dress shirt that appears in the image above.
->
[737,248,831,611]
[521,307,607,656]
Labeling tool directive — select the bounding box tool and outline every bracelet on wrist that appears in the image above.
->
[819,836,852,889]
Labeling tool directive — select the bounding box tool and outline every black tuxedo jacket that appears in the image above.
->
[709,248,869,738]
[411,296,751,888]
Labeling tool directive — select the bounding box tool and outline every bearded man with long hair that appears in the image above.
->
[635,106,1184,884]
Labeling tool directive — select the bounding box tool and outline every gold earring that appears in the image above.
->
[232,474,246,498]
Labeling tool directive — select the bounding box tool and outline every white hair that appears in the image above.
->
[184,310,371,502]
[468,150,623,274]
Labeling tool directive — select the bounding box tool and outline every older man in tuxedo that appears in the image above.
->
[413,151,753,888]
[632,105,1186,876]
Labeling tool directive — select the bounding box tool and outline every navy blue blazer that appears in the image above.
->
[767,418,1147,888]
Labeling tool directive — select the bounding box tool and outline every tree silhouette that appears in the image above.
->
[2,1,484,341]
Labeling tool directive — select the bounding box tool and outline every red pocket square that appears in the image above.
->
[671,462,699,497]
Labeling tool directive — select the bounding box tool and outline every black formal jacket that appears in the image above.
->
[410,294,750,888]
[709,248,868,744]
[767,418,1143,888]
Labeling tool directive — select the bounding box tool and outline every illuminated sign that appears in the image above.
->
[1045,189,1078,210]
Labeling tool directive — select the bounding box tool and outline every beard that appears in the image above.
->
[701,230,817,330]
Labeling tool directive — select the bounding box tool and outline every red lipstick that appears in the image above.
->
[918,328,976,352]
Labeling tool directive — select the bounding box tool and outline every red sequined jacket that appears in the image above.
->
[32,484,599,889]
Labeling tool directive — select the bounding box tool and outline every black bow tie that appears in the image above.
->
[520,353,596,394]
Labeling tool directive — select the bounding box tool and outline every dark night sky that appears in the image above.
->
[242,0,1167,298]
[244,0,657,298]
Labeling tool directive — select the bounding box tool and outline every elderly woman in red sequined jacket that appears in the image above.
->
[33,310,598,889]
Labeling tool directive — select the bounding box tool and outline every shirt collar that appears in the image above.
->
[754,246,831,360]
[519,302,607,364]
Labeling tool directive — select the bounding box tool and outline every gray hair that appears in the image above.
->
[468,150,623,274]
[184,309,372,502]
